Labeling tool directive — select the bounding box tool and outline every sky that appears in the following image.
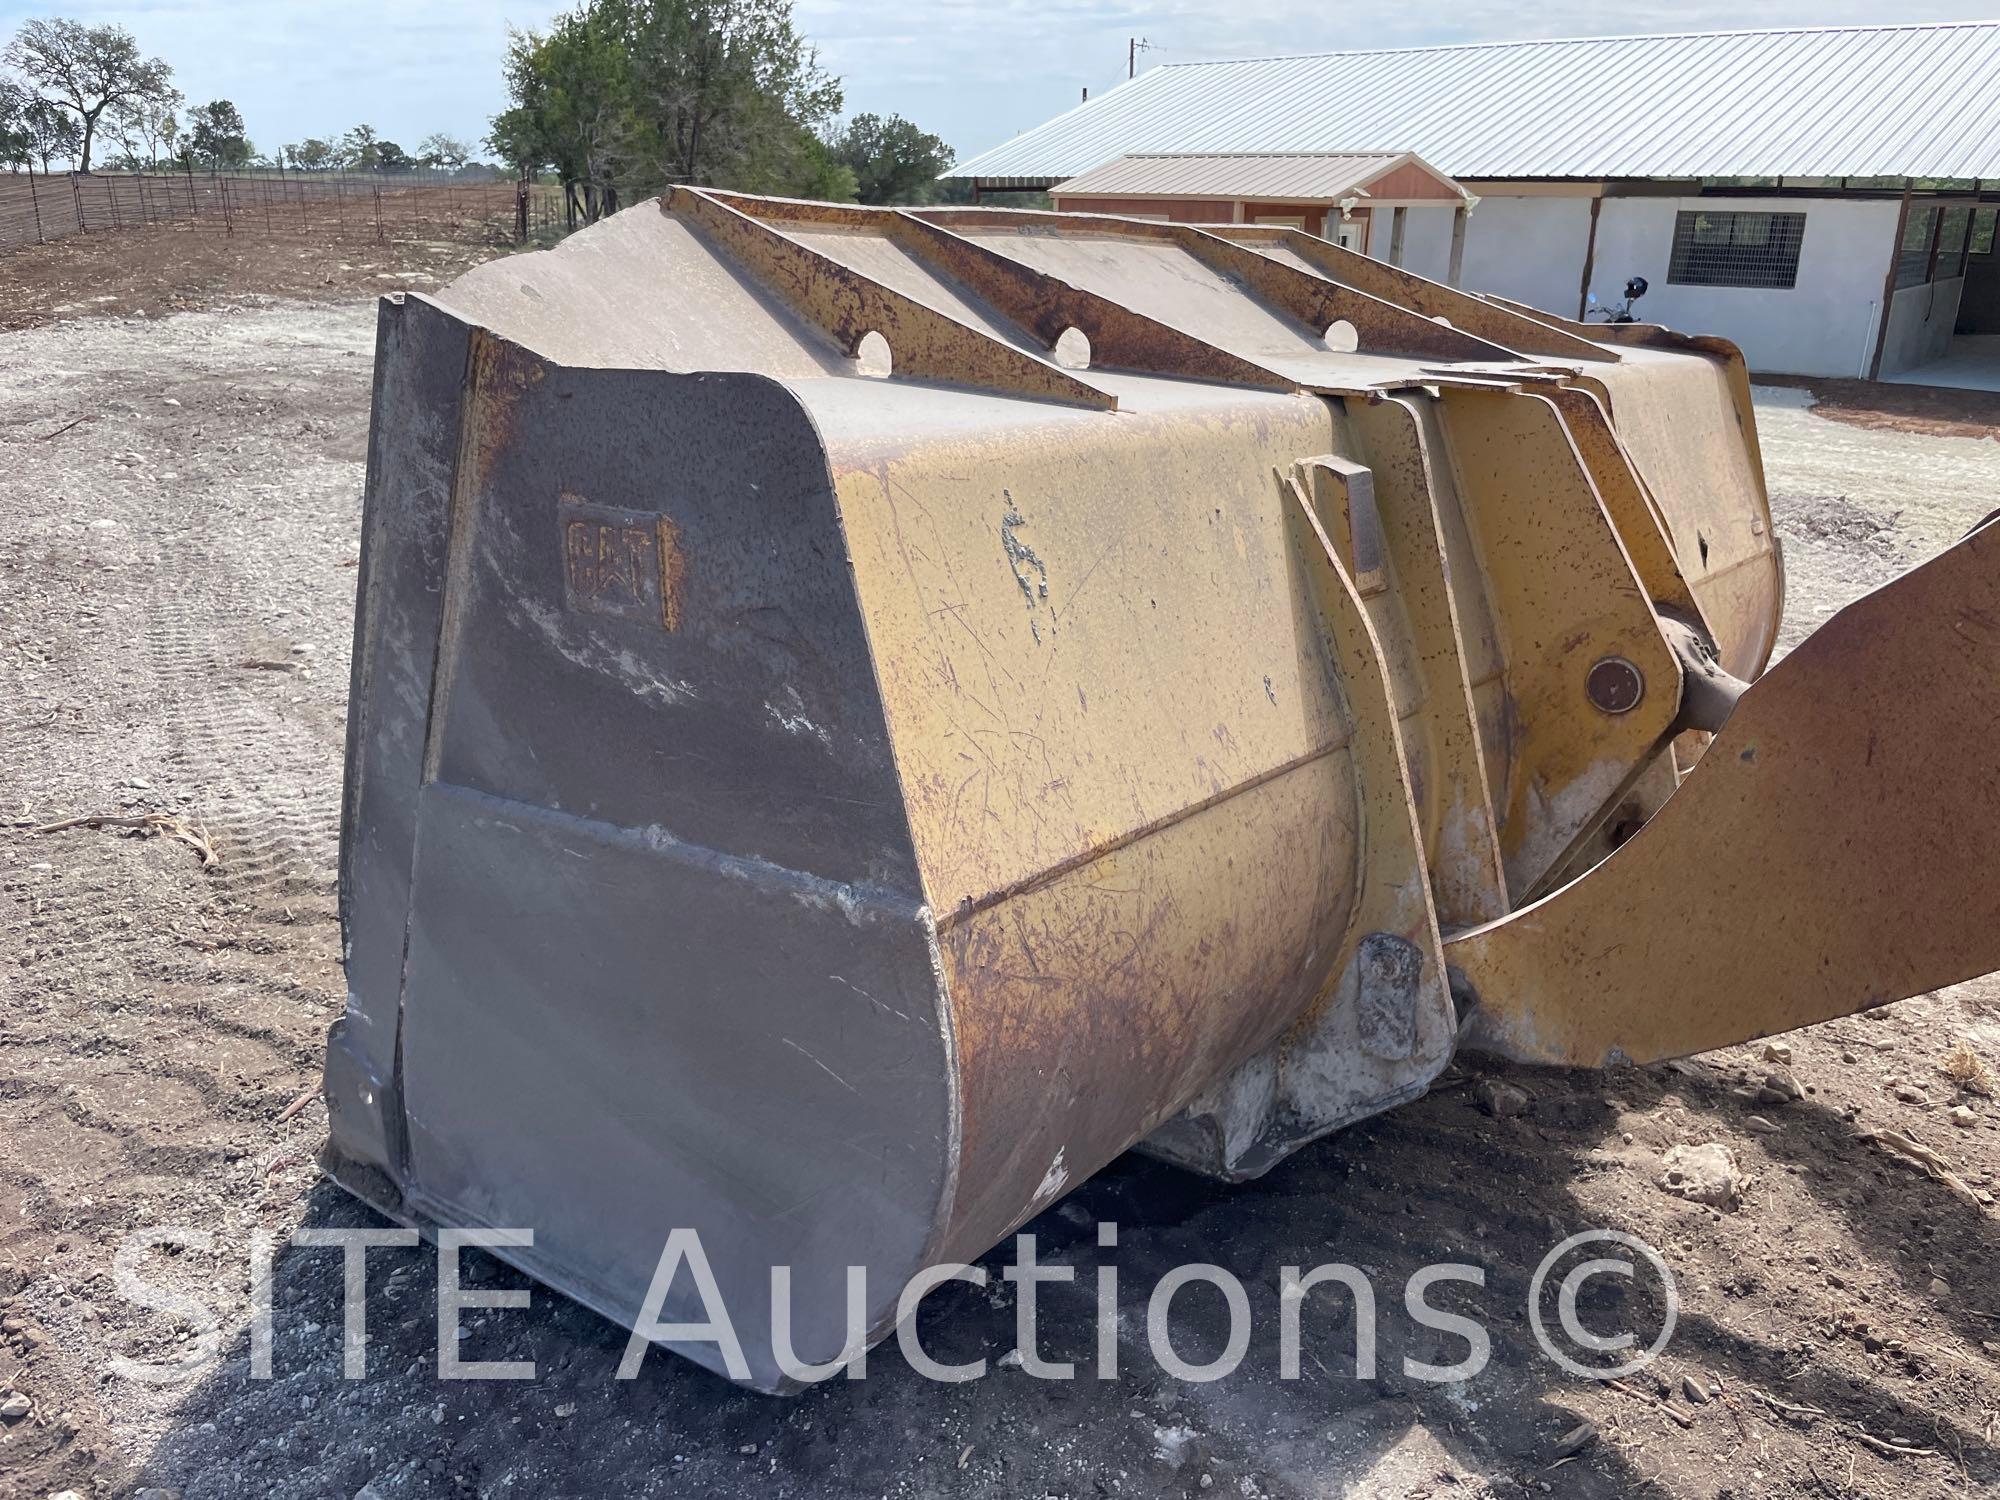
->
[3,0,1997,164]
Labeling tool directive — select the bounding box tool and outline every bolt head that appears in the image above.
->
[1587,656,1644,714]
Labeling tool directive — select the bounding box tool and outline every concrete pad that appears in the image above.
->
[1883,334,2000,392]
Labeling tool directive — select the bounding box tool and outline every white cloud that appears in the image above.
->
[2,0,1988,161]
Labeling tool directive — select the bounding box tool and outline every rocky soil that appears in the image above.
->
[2,270,1998,1499]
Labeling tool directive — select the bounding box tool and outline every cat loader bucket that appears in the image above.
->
[324,189,2000,1391]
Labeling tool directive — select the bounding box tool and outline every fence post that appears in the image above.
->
[27,162,45,244]
[70,172,87,234]
[373,179,384,242]
[185,158,198,220]
[217,171,234,234]
[516,177,528,244]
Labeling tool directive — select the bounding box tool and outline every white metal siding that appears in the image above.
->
[1398,206,1458,283]
[1583,197,1901,377]
[1455,196,1596,315]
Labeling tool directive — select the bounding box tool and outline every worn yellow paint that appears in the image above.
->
[1451,521,2000,1065]
[1541,385,1703,628]
[652,193,1849,1160]
[820,386,1349,915]
[1346,395,1510,927]
[1435,386,1683,898]
[668,186,1113,409]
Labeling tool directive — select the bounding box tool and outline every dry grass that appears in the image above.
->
[1941,1038,1996,1097]
[31,810,219,869]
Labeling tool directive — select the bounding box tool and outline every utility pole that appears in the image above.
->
[1129,36,1156,78]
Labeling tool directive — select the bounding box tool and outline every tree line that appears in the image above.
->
[0,17,488,176]
[2,4,968,213]
[489,0,962,221]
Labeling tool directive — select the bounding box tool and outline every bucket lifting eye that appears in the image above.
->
[854,330,893,379]
[1052,327,1092,370]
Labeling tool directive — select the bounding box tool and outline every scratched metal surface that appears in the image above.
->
[1452,517,2000,1066]
[324,188,1804,1391]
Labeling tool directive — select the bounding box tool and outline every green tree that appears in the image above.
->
[4,18,174,172]
[186,99,251,168]
[290,137,335,171]
[627,0,842,192]
[492,4,650,220]
[339,123,381,169]
[792,134,856,201]
[828,112,952,204]
[22,95,81,171]
[373,139,413,173]
[419,131,472,169]
[0,78,31,169]
[491,0,847,222]
[115,88,181,167]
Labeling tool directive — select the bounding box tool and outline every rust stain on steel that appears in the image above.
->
[1140,470,1454,1180]
[1213,223,1618,365]
[934,760,1361,1256]
[557,493,687,633]
[1540,384,1704,631]
[657,513,687,632]
[702,188,1296,392]
[1434,385,1682,899]
[912,204,1521,365]
[888,211,1295,389]
[421,325,517,788]
[1453,519,2000,1066]
[666,187,1114,410]
[1346,394,1510,927]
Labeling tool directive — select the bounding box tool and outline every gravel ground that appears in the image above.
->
[1751,383,2000,656]
[3,295,1999,1500]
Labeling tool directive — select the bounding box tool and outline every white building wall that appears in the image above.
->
[1879,276,1965,375]
[1397,206,1458,283]
[1455,194,1595,315]
[1585,196,1899,377]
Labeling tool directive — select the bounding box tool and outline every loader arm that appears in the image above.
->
[1450,516,2000,1066]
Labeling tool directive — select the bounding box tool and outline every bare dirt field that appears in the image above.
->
[0,220,509,333]
[3,242,2000,1500]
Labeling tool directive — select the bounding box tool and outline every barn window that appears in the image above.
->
[1667,210,1807,289]
[1936,206,1973,277]
[1894,205,1939,288]
[1973,208,1998,257]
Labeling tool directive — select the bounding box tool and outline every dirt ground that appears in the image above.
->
[0,221,508,334]
[3,234,2000,1500]
[1754,374,2000,445]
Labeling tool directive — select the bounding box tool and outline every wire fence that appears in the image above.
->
[0,166,569,255]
